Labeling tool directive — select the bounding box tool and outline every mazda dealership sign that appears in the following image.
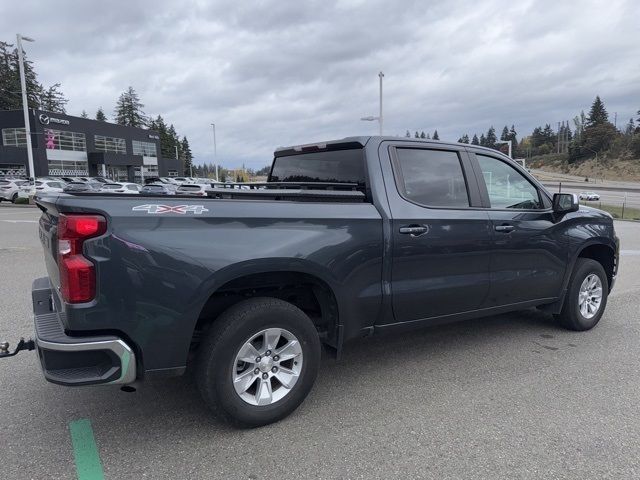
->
[38,114,70,126]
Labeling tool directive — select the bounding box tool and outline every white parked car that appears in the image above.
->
[176,184,210,196]
[0,179,29,203]
[18,179,66,198]
[99,182,141,194]
[579,192,600,201]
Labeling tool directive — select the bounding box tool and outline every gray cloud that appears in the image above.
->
[2,0,638,168]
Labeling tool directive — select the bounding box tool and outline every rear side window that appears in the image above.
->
[393,148,470,208]
[178,185,201,191]
[126,185,139,191]
[269,149,365,185]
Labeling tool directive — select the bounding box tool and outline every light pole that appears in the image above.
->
[211,123,218,181]
[496,140,512,158]
[16,33,36,181]
[360,71,384,135]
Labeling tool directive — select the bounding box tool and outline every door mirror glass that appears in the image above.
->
[552,193,579,213]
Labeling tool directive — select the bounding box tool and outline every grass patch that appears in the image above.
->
[581,201,640,220]
[13,196,29,205]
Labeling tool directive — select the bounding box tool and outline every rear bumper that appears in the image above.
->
[32,277,137,386]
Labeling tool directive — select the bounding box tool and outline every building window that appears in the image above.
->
[0,164,26,177]
[47,160,89,176]
[44,129,86,151]
[2,128,27,147]
[95,135,126,154]
[132,140,157,157]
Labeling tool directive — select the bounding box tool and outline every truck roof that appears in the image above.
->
[275,136,511,158]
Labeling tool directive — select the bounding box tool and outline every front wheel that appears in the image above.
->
[555,258,608,331]
[196,297,321,427]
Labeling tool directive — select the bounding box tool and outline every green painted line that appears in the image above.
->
[69,419,105,480]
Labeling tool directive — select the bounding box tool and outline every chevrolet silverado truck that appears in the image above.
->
[3,136,619,427]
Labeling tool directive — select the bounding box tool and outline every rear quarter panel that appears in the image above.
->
[52,195,383,372]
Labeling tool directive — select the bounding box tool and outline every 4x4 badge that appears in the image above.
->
[132,204,209,214]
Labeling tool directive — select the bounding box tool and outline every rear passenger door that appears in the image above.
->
[468,151,567,306]
[386,144,493,323]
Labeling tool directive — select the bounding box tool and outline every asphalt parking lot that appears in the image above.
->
[1,205,640,479]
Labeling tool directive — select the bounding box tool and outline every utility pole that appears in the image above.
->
[16,34,36,181]
[211,123,218,181]
[557,121,561,154]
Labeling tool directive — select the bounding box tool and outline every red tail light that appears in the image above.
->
[58,214,106,303]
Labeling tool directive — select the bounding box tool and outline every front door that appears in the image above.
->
[470,151,567,306]
[387,145,493,323]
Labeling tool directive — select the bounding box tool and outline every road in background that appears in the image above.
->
[1,206,640,479]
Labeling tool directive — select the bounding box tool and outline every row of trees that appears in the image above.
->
[0,41,68,112]
[409,96,639,162]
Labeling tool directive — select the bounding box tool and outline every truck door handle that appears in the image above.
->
[399,225,429,236]
[494,224,515,233]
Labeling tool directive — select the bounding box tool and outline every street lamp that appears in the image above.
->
[16,33,36,182]
[360,71,384,135]
[211,123,218,181]
[495,140,512,158]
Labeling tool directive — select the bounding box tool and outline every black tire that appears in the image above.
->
[555,258,608,331]
[196,297,321,427]
[11,193,18,203]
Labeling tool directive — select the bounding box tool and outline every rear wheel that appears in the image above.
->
[555,258,608,331]
[11,193,18,203]
[196,297,321,427]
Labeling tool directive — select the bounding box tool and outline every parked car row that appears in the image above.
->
[0,175,226,201]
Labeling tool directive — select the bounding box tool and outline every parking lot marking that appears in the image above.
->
[620,250,640,256]
[1,220,38,223]
[69,419,105,480]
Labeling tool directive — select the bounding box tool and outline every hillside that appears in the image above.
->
[527,154,640,182]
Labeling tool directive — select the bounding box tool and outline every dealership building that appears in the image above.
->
[0,109,183,181]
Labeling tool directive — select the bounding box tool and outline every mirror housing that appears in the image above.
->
[553,193,579,213]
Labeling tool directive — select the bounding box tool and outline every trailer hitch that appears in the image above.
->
[0,338,35,358]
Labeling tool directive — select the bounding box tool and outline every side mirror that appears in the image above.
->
[553,193,579,213]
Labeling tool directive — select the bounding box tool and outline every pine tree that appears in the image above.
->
[0,41,45,110]
[459,134,469,144]
[485,126,497,148]
[39,83,68,113]
[405,130,411,138]
[426,133,431,139]
[420,131,426,139]
[80,110,88,118]
[500,126,509,141]
[114,86,147,127]
[471,134,479,145]
[432,130,439,140]
[414,131,419,138]
[479,133,487,146]
[96,107,107,122]
[508,125,518,157]
[153,115,175,158]
[181,136,193,174]
[624,118,636,136]
[586,96,609,127]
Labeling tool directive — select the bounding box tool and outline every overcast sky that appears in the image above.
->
[2,0,638,168]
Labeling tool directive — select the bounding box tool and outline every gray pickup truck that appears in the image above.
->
[10,136,621,426]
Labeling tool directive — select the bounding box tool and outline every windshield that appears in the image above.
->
[269,149,365,185]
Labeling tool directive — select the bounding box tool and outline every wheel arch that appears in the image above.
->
[187,260,343,365]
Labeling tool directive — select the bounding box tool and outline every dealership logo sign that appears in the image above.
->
[148,134,160,140]
[132,204,209,214]
[38,114,70,126]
